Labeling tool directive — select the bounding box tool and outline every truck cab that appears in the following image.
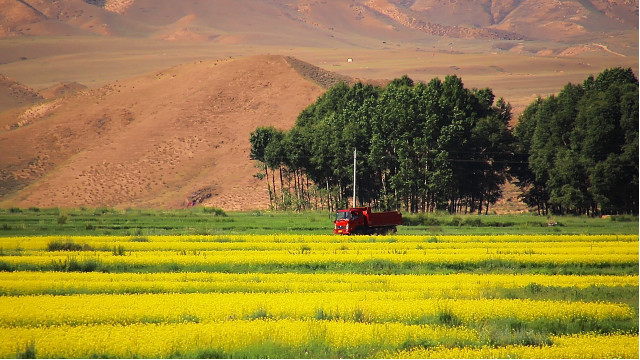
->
[334,208,365,235]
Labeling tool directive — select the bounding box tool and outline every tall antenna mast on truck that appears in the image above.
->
[353,148,356,208]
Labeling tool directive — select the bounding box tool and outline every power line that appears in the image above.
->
[265,154,528,164]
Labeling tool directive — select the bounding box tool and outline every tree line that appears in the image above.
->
[513,67,638,215]
[250,68,638,215]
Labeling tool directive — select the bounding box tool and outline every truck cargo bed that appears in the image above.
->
[366,211,402,227]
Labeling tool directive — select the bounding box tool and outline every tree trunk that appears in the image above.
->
[326,180,331,212]
[293,170,299,211]
[279,167,285,206]
[265,165,273,209]
[306,176,311,210]
[271,167,278,211]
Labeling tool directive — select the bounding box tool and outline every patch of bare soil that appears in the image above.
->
[493,181,528,215]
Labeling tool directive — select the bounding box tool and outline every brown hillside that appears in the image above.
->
[0,0,148,36]
[0,0,48,37]
[0,55,325,210]
[0,74,42,112]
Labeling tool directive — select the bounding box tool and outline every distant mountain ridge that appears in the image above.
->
[0,0,636,43]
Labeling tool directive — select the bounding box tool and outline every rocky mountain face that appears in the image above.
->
[0,0,636,42]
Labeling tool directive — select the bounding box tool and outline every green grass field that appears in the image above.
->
[0,207,637,236]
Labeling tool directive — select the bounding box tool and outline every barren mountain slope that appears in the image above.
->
[405,0,638,30]
[121,0,400,46]
[0,55,325,210]
[108,0,639,42]
[1,0,635,44]
[0,0,148,36]
[0,0,81,37]
[100,0,640,42]
[489,0,636,41]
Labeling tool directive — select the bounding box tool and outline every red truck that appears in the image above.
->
[333,207,402,235]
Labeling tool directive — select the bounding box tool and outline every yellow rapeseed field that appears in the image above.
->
[0,234,637,358]
[0,271,636,295]
[389,333,640,359]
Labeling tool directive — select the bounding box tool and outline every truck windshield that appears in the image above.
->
[335,212,351,221]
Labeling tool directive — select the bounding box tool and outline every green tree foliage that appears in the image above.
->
[513,67,638,215]
[249,126,281,210]
[251,76,514,213]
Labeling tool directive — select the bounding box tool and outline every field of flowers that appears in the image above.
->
[0,234,638,358]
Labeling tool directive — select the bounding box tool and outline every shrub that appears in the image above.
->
[57,214,68,225]
[203,207,228,217]
[0,261,12,271]
[462,217,483,227]
[112,245,126,256]
[353,308,367,323]
[483,319,552,347]
[47,240,93,252]
[130,236,150,242]
[402,213,441,226]
[525,283,544,294]
[51,256,102,272]
[15,340,36,359]
[179,312,200,323]
[437,309,462,326]
[485,220,516,227]
[610,215,635,222]
[400,338,435,351]
[314,308,334,320]
[94,207,115,215]
[448,216,463,226]
[422,216,441,226]
[244,307,271,320]
[401,217,419,226]
[300,244,311,254]
[9,207,22,213]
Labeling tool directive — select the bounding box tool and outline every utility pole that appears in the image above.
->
[353,148,356,208]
